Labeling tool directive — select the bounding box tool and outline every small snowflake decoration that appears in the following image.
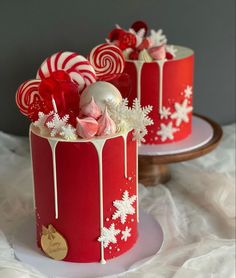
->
[157,122,179,142]
[33,111,53,130]
[171,99,193,126]
[184,85,193,99]
[60,124,77,140]
[129,28,145,47]
[112,190,137,224]
[98,223,120,248]
[149,29,167,47]
[166,45,178,57]
[160,106,171,120]
[121,227,132,242]
[46,113,69,137]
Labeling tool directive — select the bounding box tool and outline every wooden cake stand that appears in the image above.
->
[138,114,223,186]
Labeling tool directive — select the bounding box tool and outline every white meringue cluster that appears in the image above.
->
[33,81,153,142]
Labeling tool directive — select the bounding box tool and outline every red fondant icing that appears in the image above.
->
[118,49,194,144]
[30,129,137,262]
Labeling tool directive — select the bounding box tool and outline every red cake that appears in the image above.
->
[107,21,194,144]
[15,44,153,263]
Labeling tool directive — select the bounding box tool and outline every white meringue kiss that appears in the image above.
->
[76,117,98,139]
[80,97,101,119]
[138,49,153,62]
[97,107,116,136]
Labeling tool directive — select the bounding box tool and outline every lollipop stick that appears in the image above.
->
[52,98,58,113]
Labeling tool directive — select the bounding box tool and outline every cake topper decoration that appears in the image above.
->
[15,45,153,142]
[106,21,177,61]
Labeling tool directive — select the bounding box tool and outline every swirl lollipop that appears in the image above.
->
[15,79,41,116]
[37,51,96,92]
[88,44,125,81]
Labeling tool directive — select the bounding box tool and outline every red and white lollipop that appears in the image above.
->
[15,79,41,116]
[88,44,125,81]
[37,51,96,92]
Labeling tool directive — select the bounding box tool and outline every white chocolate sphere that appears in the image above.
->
[80,81,122,111]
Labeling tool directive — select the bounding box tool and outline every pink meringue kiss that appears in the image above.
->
[76,117,98,139]
[80,97,102,119]
[97,107,116,136]
[148,45,166,60]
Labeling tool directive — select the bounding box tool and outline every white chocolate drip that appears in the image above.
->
[91,139,106,264]
[134,61,144,101]
[136,141,139,222]
[156,59,166,114]
[48,139,59,219]
[121,134,128,178]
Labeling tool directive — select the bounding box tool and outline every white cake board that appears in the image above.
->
[12,210,163,278]
[139,116,214,156]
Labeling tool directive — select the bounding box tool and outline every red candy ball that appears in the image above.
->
[108,28,125,42]
[129,50,140,60]
[131,21,148,36]
[166,52,174,60]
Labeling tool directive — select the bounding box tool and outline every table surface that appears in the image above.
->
[0,124,235,278]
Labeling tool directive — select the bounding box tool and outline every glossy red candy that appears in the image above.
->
[137,38,150,50]
[129,49,140,60]
[166,51,174,60]
[108,28,125,42]
[38,70,80,116]
[118,32,137,50]
[131,21,148,36]
[28,95,52,122]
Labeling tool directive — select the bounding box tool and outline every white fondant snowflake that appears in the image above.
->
[60,124,77,140]
[171,99,193,126]
[107,98,153,143]
[157,122,179,142]
[33,111,53,129]
[166,45,178,57]
[98,223,120,248]
[184,86,193,99]
[130,99,153,143]
[112,191,137,224]
[121,227,132,242]
[160,106,171,120]
[46,113,69,137]
[129,28,145,47]
[149,29,167,47]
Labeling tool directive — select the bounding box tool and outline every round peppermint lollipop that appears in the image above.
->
[37,51,96,92]
[88,44,125,81]
[15,79,42,116]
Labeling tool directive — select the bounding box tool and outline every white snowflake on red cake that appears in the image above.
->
[160,106,171,120]
[121,226,132,242]
[112,190,137,224]
[98,223,120,248]
[171,99,193,126]
[157,122,179,142]
[60,124,77,140]
[46,113,69,137]
[184,85,193,99]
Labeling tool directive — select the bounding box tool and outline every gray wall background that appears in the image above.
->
[0,0,235,136]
